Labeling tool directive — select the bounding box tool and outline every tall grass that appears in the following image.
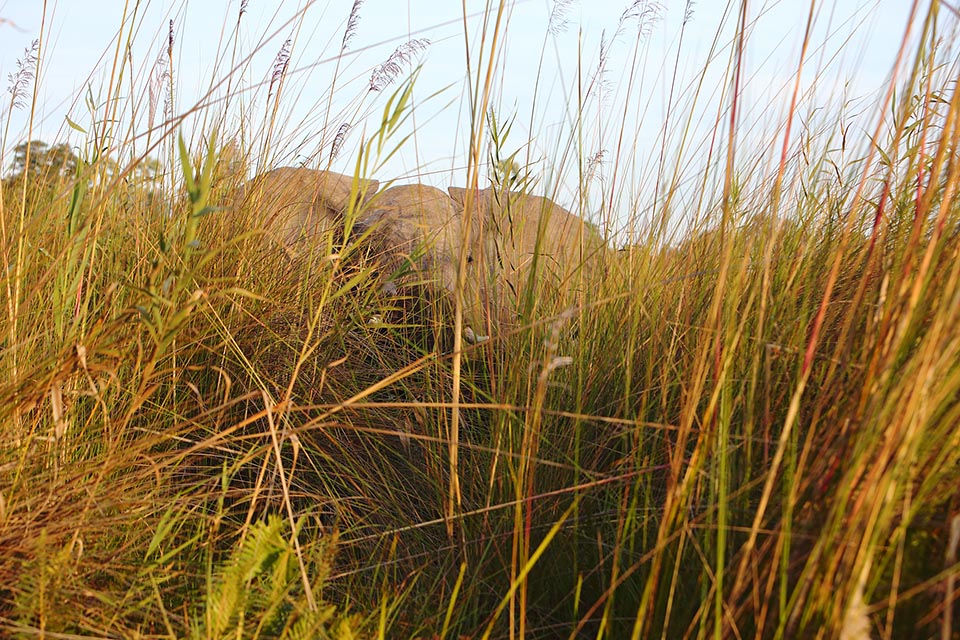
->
[1,0,959,638]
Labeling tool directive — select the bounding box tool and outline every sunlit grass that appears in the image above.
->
[1,1,958,638]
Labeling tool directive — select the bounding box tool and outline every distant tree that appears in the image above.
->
[122,155,162,204]
[117,156,164,215]
[4,140,78,184]
[1,140,82,221]
[2,140,167,212]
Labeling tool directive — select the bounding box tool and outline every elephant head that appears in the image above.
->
[448,185,608,323]
[238,167,379,252]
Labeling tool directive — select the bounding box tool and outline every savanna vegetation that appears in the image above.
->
[0,1,958,638]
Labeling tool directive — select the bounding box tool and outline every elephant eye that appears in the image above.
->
[467,255,474,263]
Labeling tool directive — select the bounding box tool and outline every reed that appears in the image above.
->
[0,1,957,638]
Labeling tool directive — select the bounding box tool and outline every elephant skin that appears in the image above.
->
[448,186,608,324]
[357,182,608,339]
[355,184,492,340]
[238,167,379,250]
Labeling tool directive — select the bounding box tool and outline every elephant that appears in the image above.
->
[237,167,379,252]
[354,183,492,341]
[356,182,608,341]
[447,185,609,326]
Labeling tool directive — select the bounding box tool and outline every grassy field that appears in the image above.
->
[1,1,959,638]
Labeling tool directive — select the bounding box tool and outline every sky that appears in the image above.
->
[0,0,936,233]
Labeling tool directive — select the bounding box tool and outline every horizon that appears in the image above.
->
[0,0,932,238]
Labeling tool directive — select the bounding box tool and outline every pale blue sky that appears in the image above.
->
[0,0,930,232]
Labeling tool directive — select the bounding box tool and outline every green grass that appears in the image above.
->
[1,1,959,638]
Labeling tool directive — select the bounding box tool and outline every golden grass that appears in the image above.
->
[0,1,958,638]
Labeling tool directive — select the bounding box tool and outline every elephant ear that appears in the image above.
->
[447,186,467,205]
[447,186,496,218]
[317,171,379,211]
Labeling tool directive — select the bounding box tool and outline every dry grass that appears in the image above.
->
[1,1,959,638]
